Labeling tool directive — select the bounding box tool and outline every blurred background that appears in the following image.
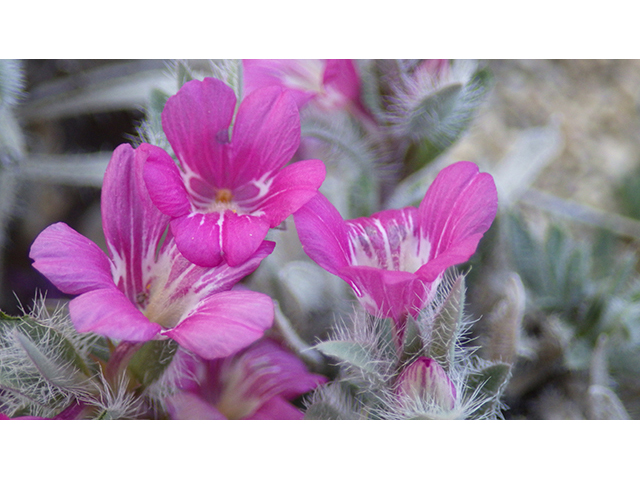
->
[3,59,640,419]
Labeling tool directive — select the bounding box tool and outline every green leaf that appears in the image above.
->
[406,83,463,142]
[12,330,89,391]
[315,340,378,375]
[0,310,96,416]
[0,311,91,377]
[427,275,466,370]
[127,339,178,389]
[401,316,423,359]
[466,362,511,417]
[402,66,490,174]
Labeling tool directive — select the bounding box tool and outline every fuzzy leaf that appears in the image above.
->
[304,401,352,420]
[127,339,179,389]
[0,311,91,377]
[466,362,511,417]
[427,275,465,370]
[315,340,378,375]
[12,330,88,391]
[406,83,463,140]
[0,310,96,417]
[402,316,423,359]
[403,67,490,173]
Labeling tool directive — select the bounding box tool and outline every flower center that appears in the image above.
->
[136,252,191,330]
[349,218,431,274]
[216,188,233,203]
[202,188,242,214]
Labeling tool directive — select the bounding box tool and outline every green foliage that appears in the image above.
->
[465,361,511,418]
[0,307,97,418]
[316,340,380,376]
[401,66,491,175]
[504,213,640,355]
[127,339,179,390]
[427,275,466,371]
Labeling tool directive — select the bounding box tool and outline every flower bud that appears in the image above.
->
[396,357,457,410]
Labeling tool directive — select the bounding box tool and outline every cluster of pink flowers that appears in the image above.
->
[23,60,497,419]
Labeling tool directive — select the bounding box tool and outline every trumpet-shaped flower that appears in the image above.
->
[166,339,326,420]
[142,77,326,268]
[243,59,371,118]
[30,144,275,359]
[294,161,497,329]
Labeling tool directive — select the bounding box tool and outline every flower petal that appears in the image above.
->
[69,287,161,342]
[170,212,224,268]
[142,143,191,217]
[322,60,361,104]
[247,159,326,227]
[30,222,114,296]
[340,265,433,322]
[162,78,237,188]
[163,291,274,359]
[417,161,498,281]
[242,59,319,108]
[293,193,351,277]
[166,392,227,420]
[346,207,420,272]
[230,85,300,185]
[232,338,327,400]
[221,211,271,267]
[161,240,275,307]
[247,396,305,420]
[101,144,170,302]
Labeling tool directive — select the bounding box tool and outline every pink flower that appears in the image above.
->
[294,161,497,331]
[30,144,275,360]
[243,59,371,118]
[142,77,326,268]
[396,357,457,410]
[166,339,326,420]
